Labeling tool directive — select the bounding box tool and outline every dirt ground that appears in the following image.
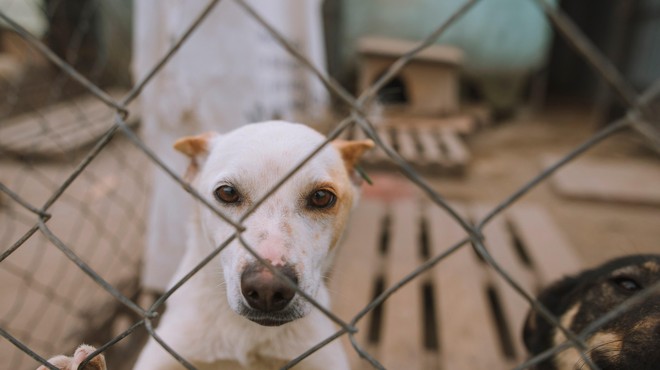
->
[377,103,660,267]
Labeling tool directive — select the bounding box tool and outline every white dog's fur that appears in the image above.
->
[133,121,373,369]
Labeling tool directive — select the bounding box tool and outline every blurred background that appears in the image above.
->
[0,0,659,369]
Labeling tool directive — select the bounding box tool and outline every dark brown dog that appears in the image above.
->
[523,254,660,370]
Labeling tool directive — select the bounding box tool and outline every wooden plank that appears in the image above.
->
[436,115,476,135]
[472,206,535,364]
[358,36,463,65]
[472,207,536,293]
[439,132,469,166]
[360,129,470,176]
[372,128,393,162]
[416,127,444,165]
[394,127,419,163]
[358,116,473,176]
[379,200,425,370]
[544,156,660,206]
[331,200,386,369]
[508,206,582,285]
[383,114,476,135]
[426,204,508,370]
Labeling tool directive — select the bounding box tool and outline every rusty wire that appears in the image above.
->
[0,0,658,369]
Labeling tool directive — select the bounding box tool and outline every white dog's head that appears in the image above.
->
[174,121,373,326]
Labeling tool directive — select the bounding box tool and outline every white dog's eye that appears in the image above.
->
[214,185,241,204]
[307,189,336,209]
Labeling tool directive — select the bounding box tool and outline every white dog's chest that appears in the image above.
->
[194,358,288,370]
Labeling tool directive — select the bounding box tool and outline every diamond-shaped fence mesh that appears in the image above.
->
[1,0,659,369]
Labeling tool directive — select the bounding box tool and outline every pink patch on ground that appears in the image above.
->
[362,173,418,201]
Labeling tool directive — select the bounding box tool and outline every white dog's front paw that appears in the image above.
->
[37,344,106,370]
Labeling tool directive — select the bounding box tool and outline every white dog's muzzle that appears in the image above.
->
[238,262,303,326]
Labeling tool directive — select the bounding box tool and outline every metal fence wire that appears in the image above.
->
[1,0,659,369]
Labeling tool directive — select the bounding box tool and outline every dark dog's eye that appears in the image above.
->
[308,189,336,209]
[612,277,642,292]
[214,185,240,204]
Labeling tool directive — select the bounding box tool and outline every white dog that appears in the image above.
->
[133,121,373,369]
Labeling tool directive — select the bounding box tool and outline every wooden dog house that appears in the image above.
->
[358,37,464,116]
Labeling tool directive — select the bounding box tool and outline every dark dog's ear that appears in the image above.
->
[523,275,580,354]
[173,132,218,182]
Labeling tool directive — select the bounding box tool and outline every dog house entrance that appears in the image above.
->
[376,75,409,105]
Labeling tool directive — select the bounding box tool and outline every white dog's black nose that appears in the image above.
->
[241,263,298,312]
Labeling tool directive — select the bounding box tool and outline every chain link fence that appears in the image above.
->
[1,0,659,369]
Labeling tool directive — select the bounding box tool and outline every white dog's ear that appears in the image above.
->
[173,132,218,182]
[174,131,217,157]
[332,139,374,180]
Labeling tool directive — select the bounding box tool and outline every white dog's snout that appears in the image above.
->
[252,234,288,267]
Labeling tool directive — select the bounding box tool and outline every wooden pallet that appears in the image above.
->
[0,89,139,159]
[348,125,470,176]
[345,107,491,176]
[379,105,492,135]
[331,200,581,370]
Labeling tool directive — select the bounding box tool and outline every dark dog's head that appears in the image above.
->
[523,254,660,370]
